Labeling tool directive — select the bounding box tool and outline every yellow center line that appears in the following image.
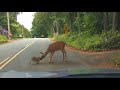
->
[0,40,37,70]
[25,43,29,47]
[0,57,10,66]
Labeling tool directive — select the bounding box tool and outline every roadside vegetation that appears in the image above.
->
[54,31,120,51]
[0,35,8,43]
[0,12,32,44]
[31,12,120,65]
[111,52,120,67]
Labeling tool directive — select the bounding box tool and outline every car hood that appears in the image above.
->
[0,67,120,78]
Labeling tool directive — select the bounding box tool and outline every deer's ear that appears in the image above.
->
[40,52,43,54]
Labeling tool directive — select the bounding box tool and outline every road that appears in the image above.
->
[0,38,120,72]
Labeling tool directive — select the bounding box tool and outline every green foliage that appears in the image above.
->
[31,12,105,38]
[31,12,70,37]
[31,12,53,37]
[112,53,120,66]
[54,31,120,51]
[96,31,120,49]
[74,12,104,34]
[32,12,120,51]
[113,57,120,65]
[0,12,25,38]
[23,28,32,38]
[54,34,67,42]
[0,35,8,43]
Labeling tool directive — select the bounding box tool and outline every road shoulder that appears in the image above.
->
[0,38,24,45]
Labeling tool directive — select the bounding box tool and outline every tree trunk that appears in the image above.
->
[104,12,109,32]
[74,12,77,20]
[53,20,59,36]
[112,12,120,31]
[112,12,116,31]
[77,12,82,34]
[69,12,78,31]
[103,12,109,42]
[69,12,73,30]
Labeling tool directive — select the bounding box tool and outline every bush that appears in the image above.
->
[112,54,120,66]
[112,57,120,65]
[54,34,67,42]
[96,31,120,50]
[0,35,8,43]
[54,31,120,51]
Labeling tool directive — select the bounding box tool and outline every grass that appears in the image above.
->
[12,37,24,40]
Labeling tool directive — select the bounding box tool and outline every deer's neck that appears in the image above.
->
[40,50,49,60]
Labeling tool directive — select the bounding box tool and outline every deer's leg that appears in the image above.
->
[64,50,68,62]
[61,50,64,61]
[63,52,64,61]
[29,60,31,64]
[49,53,52,63]
[61,50,68,62]
[52,52,54,63]
[61,50,66,62]
[49,52,54,63]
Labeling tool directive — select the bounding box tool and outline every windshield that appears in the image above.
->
[0,12,120,78]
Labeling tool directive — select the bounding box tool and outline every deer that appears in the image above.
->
[29,56,41,64]
[40,41,68,63]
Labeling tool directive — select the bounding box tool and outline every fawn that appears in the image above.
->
[29,57,41,64]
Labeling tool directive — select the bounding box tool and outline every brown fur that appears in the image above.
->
[29,57,40,64]
[40,41,68,63]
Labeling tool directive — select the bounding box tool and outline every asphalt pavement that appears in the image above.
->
[0,38,120,72]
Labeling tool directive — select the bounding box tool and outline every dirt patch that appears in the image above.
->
[8,40,17,43]
[8,38,23,43]
[93,62,117,69]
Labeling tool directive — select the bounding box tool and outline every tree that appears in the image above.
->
[112,12,120,31]
[31,12,117,38]
[23,27,32,38]
[68,12,77,31]
[31,12,63,37]
[74,12,84,33]
[104,12,109,32]
[0,12,20,37]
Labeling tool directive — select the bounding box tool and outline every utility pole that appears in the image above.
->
[21,12,24,38]
[21,25,23,38]
[7,12,11,40]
